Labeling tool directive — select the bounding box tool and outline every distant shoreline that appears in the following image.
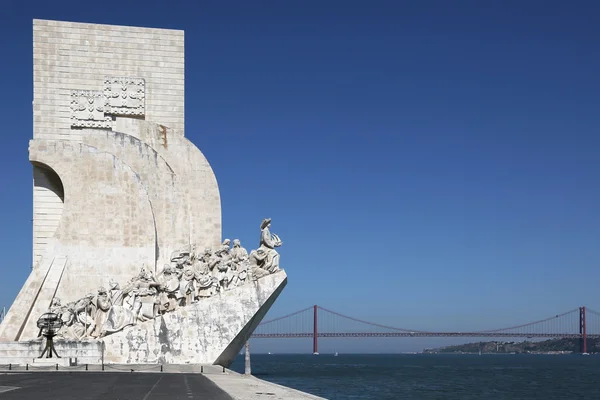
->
[422,338,598,355]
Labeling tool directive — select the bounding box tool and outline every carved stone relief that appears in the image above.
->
[104,77,145,116]
[70,90,112,128]
[70,77,145,128]
[41,219,283,341]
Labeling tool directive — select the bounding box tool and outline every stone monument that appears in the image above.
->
[0,19,287,367]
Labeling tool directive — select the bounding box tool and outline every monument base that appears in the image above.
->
[0,340,102,365]
[0,271,287,367]
[103,270,287,367]
[32,357,77,367]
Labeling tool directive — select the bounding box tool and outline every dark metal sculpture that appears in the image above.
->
[36,312,63,358]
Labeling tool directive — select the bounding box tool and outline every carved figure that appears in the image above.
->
[173,262,186,305]
[231,239,249,265]
[91,287,111,337]
[231,239,250,286]
[216,256,233,291]
[250,218,282,273]
[74,294,96,338]
[56,302,78,339]
[171,246,191,266]
[49,297,63,315]
[101,279,135,336]
[208,249,222,277]
[194,249,215,298]
[221,239,231,254]
[126,268,160,321]
[249,248,271,280]
[157,265,179,313]
[181,263,196,305]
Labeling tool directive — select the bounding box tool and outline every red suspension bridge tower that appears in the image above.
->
[313,305,318,354]
[580,306,587,354]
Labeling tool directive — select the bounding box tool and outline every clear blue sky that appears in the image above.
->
[1,0,599,353]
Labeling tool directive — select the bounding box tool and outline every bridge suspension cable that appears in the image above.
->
[258,306,314,325]
[477,308,580,333]
[255,304,599,344]
[316,305,426,333]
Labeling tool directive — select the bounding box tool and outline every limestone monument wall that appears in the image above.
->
[33,19,185,139]
[32,19,189,267]
[0,19,286,367]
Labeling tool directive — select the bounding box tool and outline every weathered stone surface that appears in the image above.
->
[0,340,102,365]
[1,20,220,342]
[0,19,286,367]
[103,271,287,366]
[0,257,59,341]
[111,119,222,248]
[79,130,189,268]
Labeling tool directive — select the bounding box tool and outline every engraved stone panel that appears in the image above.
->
[70,90,112,128]
[104,77,145,116]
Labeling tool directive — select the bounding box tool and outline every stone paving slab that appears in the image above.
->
[0,372,233,399]
[205,370,327,400]
[0,365,327,399]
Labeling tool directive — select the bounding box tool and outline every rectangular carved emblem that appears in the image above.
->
[70,90,112,128]
[104,77,145,116]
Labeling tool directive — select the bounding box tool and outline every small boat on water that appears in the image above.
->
[582,353,590,356]
[334,352,339,357]
[313,352,320,355]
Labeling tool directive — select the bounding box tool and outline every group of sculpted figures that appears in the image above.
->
[42,219,282,340]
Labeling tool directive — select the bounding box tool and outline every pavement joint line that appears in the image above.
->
[0,386,20,394]
[141,375,163,400]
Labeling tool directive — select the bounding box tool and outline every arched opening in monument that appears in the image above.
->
[32,163,64,268]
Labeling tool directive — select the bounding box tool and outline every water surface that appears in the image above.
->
[230,353,600,399]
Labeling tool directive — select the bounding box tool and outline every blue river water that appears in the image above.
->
[229,353,600,399]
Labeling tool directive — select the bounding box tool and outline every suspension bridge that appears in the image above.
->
[252,305,600,354]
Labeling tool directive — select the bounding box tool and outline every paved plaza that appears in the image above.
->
[0,372,233,399]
